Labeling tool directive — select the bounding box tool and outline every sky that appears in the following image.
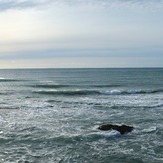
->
[0,0,163,68]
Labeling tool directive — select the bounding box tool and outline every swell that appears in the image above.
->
[1,126,156,146]
[33,90,100,96]
[0,78,26,82]
[0,132,116,146]
[33,88,163,96]
[30,84,121,89]
[101,89,163,95]
[30,84,68,89]
[88,84,122,88]
[0,92,14,95]
[46,99,163,109]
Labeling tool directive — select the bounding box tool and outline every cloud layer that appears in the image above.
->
[0,0,163,68]
[0,0,52,11]
[0,0,163,11]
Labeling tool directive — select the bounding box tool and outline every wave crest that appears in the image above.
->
[100,89,163,95]
[33,88,163,96]
[34,90,99,96]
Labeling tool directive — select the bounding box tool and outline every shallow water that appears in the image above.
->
[0,68,162,163]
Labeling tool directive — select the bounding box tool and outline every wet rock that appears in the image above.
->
[98,124,134,135]
[17,160,30,163]
[24,161,30,163]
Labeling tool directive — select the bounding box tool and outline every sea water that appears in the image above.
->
[0,68,162,163]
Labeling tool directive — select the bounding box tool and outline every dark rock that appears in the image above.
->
[98,124,134,135]
[24,161,30,163]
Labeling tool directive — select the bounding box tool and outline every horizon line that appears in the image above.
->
[0,67,162,70]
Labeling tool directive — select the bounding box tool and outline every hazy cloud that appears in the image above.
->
[0,0,52,11]
[0,0,163,11]
[75,0,163,10]
[55,0,163,10]
[0,0,162,68]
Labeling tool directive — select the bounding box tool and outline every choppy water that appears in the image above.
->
[0,68,162,163]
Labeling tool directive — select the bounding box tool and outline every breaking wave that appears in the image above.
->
[101,89,163,95]
[0,77,25,82]
[33,88,163,96]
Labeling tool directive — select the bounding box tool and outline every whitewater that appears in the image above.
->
[0,68,162,162]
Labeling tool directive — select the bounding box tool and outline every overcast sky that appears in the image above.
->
[0,0,163,68]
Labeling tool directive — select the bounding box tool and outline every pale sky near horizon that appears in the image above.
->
[0,0,163,68]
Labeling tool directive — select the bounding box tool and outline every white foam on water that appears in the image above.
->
[97,130,121,138]
[100,89,121,95]
[142,126,157,133]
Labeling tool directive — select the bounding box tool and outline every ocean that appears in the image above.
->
[0,68,162,163]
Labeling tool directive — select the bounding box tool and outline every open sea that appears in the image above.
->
[0,68,162,163]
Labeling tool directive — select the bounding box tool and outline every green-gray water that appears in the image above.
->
[0,68,162,163]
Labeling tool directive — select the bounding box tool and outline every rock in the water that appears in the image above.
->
[98,124,134,135]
